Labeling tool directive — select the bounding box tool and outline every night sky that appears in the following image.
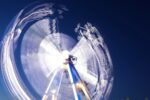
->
[0,0,150,100]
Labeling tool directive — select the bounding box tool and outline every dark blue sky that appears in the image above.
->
[0,0,150,100]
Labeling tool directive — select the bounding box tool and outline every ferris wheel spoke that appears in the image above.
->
[45,70,64,100]
[42,68,60,100]
[55,71,64,96]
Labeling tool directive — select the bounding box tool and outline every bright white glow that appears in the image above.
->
[62,50,70,60]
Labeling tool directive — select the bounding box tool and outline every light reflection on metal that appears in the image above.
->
[0,2,113,100]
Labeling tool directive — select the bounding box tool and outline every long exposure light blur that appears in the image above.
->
[1,3,113,100]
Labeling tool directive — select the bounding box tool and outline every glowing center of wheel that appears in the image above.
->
[62,50,70,60]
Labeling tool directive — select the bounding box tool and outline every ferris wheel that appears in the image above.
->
[0,3,113,100]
